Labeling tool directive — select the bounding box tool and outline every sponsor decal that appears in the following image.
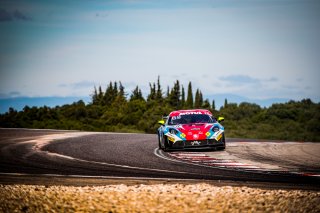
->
[191,141,201,145]
[174,125,184,129]
[179,112,203,115]
[205,132,211,137]
[180,133,186,138]
[193,134,199,139]
[204,123,213,128]
[191,128,200,131]
[216,133,222,141]
[168,136,175,142]
[171,115,181,120]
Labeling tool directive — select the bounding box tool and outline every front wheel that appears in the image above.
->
[218,134,226,150]
[158,133,163,150]
[163,136,171,152]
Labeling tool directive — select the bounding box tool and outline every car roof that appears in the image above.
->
[168,109,212,117]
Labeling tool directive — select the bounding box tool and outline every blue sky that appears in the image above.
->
[1,0,319,103]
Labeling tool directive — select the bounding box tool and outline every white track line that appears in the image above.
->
[19,133,201,176]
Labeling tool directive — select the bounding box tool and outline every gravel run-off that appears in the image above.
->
[1,183,320,213]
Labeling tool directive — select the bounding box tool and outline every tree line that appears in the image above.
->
[0,77,319,141]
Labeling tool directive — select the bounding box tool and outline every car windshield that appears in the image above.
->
[168,114,215,125]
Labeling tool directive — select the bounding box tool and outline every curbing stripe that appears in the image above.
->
[166,152,320,177]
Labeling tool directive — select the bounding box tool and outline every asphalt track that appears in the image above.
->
[0,128,319,189]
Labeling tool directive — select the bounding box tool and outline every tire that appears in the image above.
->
[163,136,170,152]
[219,134,226,150]
[158,134,163,150]
[219,145,226,150]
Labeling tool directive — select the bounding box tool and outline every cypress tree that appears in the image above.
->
[212,100,216,111]
[181,85,185,109]
[113,81,126,106]
[169,80,181,109]
[118,81,125,98]
[202,99,210,109]
[224,98,228,108]
[186,82,193,108]
[104,82,114,106]
[147,82,156,101]
[92,86,98,104]
[112,82,118,101]
[98,86,104,105]
[194,89,200,108]
[199,90,203,107]
[156,76,163,101]
[166,86,170,98]
[130,86,144,101]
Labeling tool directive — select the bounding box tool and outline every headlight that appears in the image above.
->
[169,128,178,135]
[213,126,219,132]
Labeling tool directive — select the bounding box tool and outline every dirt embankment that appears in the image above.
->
[1,183,319,212]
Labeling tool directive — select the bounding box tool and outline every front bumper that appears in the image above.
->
[170,139,225,150]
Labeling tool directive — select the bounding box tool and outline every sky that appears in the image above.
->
[0,0,320,103]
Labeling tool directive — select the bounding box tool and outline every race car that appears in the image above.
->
[157,109,225,151]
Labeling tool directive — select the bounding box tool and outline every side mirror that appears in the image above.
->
[218,116,225,123]
[158,120,165,125]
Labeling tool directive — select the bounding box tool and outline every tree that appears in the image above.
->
[169,80,181,109]
[147,82,156,101]
[199,90,203,107]
[181,85,185,108]
[130,86,144,101]
[156,76,163,101]
[202,99,211,109]
[98,86,104,105]
[166,86,170,98]
[194,89,200,108]
[224,98,228,108]
[112,82,118,100]
[186,82,193,108]
[117,81,126,102]
[104,82,115,106]
[92,86,98,104]
[212,100,216,111]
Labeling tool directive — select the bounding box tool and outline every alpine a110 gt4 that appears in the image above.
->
[157,109,225,151]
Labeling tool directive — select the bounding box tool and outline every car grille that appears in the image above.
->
[172,139,221,148]
[184,139,218,147]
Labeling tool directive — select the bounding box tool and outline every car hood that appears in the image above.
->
[176,123,214,140]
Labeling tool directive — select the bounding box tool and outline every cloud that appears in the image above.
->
[13,10,32,21]
[58,83,68,88]
[0,9,12,22]
[267,77,278,82]
[9,91,21,96]
[219,75,279,87]
[95,12,108,18]
[59,81,95,89]
[0,93,8,98]
[0,91,22,98]
[72,81,95,89]
[305,86,312,90]
[220,75,260,85]
[0,9,31,22]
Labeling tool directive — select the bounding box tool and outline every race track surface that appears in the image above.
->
[0,128,319,188]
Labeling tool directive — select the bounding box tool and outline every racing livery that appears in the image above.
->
[157,109,225,151]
